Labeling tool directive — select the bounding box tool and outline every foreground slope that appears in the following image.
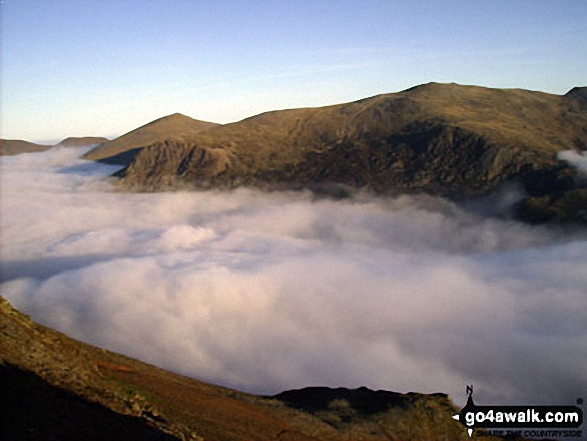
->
[116,83,587,200]
[1,296,509,440]
[83,113,219,164]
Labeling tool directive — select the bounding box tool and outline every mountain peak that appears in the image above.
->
[403,81,453,90]
[150,112,192,122]
[83,114,220,163]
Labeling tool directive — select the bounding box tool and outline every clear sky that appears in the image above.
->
[2,0,586,143]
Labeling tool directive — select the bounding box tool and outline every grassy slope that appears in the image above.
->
[1,296,511,440]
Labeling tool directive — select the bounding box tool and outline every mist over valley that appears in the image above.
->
[5,1,587,436]
[2,143,586,408]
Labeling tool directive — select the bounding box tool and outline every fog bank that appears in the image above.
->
[2,147,586,406]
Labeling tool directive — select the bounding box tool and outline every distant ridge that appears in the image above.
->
[1,137,110,156]
[0,139,52,156]
[57,136,109,147]
[83,113,219,164]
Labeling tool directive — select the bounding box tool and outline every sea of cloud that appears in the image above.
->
[1,146,586,406]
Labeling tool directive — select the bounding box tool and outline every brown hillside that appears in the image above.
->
[83,113,219,164]
[116,83,587,202]
[1,137,109,156]
[57,136,109,147]
[0,139,52,156]
[1,296,512,441]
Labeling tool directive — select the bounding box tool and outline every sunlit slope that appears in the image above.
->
[1,138,109,156]
[116,83,587,196]
[83,113,219,164]
[57,136,109,147]
[0,139,52,156]
[1,295,514,441]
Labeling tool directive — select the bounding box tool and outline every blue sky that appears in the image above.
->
[2,0,586,142]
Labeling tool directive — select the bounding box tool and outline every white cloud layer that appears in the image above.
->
[559,150,587,183]
[2,147,586,406]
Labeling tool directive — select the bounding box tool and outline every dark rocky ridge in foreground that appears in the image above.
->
[2,296,515,440]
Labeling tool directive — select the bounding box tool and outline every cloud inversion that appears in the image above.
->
[2,147,586,406]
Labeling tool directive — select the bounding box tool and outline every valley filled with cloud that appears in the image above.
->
[2,146,586,406]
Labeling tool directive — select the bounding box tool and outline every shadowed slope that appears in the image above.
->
[1,363,179,441]
[565,86,587,111]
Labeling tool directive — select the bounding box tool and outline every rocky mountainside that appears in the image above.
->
[113,84,586,198]
[2,296,514,440]
[83,113,219,164]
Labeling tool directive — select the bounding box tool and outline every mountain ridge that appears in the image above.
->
[112,84,586,204]
[1,137,109,155]
[0,139,53,156]
[57,136,109,147]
